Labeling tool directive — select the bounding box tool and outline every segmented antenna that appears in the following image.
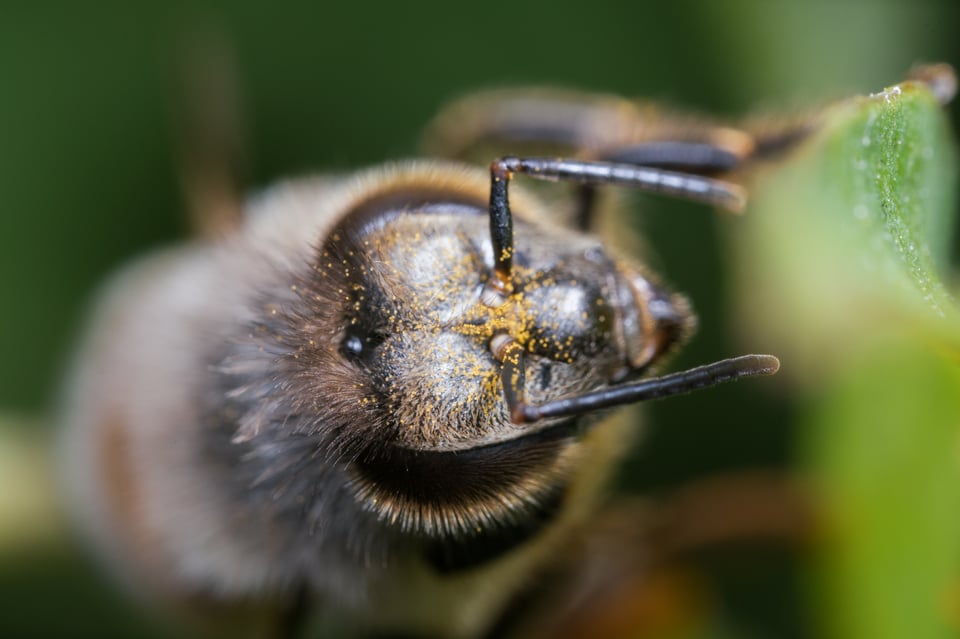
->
[480,156,747,307]
[510,350,779,424]
[482,155,774,425]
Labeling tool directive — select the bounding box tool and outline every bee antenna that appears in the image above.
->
[504,353,780,425]
[480,156,747,307]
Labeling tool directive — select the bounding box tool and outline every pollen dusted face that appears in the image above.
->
[254,198,659,543]
[318,207,637,454]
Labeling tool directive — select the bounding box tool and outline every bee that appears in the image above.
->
[58,85,791,638]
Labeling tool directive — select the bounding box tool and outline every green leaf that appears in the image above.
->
[809,339,960,639]
[732,69,960,639]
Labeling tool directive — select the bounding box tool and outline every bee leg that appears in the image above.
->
[423,88,761,231]
[420,88,641,159]
[174,26,248,238]
[421,88,757,168]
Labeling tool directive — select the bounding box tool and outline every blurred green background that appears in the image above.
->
[1,1,958,637]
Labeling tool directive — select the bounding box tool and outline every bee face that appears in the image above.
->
[207,169,693,549]
[318,206,690,453]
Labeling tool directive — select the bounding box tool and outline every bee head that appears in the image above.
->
[247,173,692,546]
